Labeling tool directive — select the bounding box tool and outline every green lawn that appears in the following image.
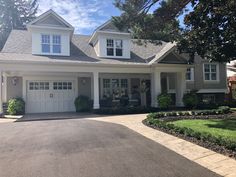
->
[171,119,236,141]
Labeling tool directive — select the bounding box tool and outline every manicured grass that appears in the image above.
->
[171,119,236,141]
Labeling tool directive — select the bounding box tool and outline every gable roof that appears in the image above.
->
[1,29,175,66]
[89,20,130,45]
[27,9,74,30]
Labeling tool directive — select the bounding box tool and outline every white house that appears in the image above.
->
[0,10,227,114]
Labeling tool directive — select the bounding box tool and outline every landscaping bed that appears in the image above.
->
[143,106,236,159]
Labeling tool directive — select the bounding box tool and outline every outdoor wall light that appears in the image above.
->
[82,78,86,85]
[12,77,18,86]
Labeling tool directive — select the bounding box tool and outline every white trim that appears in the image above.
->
[27,9,74,30]
[148,42,176,65]
[203,63,220,82]
[23,75,77,113]
[197,89,228,93]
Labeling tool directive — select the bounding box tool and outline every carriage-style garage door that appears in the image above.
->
[26,80,75,113]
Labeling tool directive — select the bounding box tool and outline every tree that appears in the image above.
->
[0,0,38,50]
[113,0,190,43]
[114,0,236,62]
[179,0,236,63]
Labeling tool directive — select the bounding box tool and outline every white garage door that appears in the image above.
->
[26,80,75,113]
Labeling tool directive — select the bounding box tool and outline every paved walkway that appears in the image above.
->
[89,114,236,177]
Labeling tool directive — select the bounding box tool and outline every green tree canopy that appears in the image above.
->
[114,0,236,62]
[0,0,38,50]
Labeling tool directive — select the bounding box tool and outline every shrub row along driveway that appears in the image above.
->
[0,117,220,177]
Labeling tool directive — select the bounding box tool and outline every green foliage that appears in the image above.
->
[0,0,38,49]
[7,98,25,115]
[74,96,91,112]
[93,106,158,115]
[114,0,236,62]
[147,106,230,119]
[178,0,236,62]
[183,91,198,109]
[145,117,236,151]
[113,0,189,43]
[157,93,172,110]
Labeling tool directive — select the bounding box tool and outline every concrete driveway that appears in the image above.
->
[0,117,220,177]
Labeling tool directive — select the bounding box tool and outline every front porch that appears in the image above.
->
[0,63,187,114]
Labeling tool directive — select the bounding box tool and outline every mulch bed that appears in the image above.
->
[143,116,236,160]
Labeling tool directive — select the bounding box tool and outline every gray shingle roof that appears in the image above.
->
[0,29,170,65]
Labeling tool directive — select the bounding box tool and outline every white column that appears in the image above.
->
[0,71,2,114]
[93,71,100,109]
[151,70,161,107]
[176,71,186,106]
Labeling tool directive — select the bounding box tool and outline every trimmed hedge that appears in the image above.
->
[157,93,172,110]
[148,106,230,119]
[93,106,159,115]
[145,116,236,151]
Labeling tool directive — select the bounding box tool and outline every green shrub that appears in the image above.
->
[145,117,236,151]
[157,93,172,110]
[7,98,25,115]
[74,95,91,112]
[183,91,198,109]
[93,106,158,115]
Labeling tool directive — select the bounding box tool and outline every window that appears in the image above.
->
[120,79,128,96]
[115,40,123,56]
[106,39,114,56]
[202,94,216,104]
[53,35,61,53]
[53,82,72,90]
[106,39,123,56]
[102,78,129,99]
[41,35,50,53]
[29,82,49,90]
[103,79,111,98]
[186,68,194,81]
[204,64,217,81]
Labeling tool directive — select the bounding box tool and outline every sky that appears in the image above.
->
[37,0,121,35]
[37,0,192,35]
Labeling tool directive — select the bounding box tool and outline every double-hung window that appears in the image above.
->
[204,64,217,81]
[41,34,50,53]
[52,35,61,53]
[106,39,123,57]
[186,68,194,81]
[115,39,123,56]
[106,39,114,56]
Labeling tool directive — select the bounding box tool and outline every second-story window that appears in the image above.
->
[115,39,123,56]
[41,34,50,53]
[106,39,123,57]
[106,39,114,56]
[53,35,61,53]
[204,63,217,81]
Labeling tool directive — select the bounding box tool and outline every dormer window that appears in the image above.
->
[53,35,61,53]
[41,34,61,54]
[106,39,123,57]
[41,34,50,53]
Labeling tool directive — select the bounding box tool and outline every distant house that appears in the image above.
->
[0,9,228,114]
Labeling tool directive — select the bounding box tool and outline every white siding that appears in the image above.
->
[31,28,70,56]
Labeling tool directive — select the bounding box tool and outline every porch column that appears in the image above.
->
[176,71,186,106]
[151,70,161,107]
[93,71,100,109]
[0,71,2,115]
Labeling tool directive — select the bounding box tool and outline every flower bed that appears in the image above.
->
[143,106,236,159]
